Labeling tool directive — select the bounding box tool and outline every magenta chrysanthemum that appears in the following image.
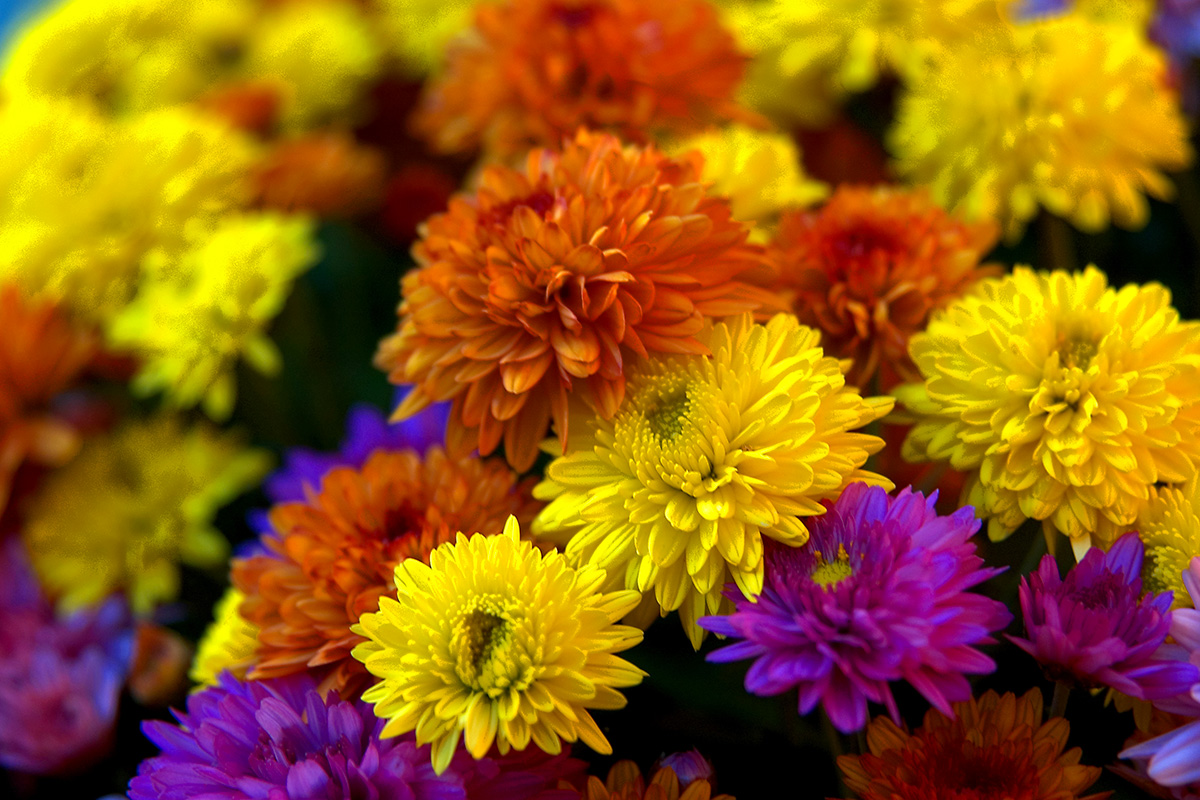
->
[698,483,1011,733]
[1010,532,1198,700]
[129,672,466,800]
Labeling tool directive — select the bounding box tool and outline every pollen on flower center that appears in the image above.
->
[452,599,514,689]
[1055,334,1098,369]
[810,544,854,588]
[645,389,692,441]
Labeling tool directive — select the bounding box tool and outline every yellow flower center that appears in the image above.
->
[810,543,853,587]
[1143,544,1190,602]
[645,388,692,441]
[1057,335,1098,369]
[451,596,521,693]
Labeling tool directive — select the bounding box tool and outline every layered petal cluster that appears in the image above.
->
[891,12,1192,238]
[839,690,1107,800]
[896,266,1200,551]
[377,129,777,471]
[668,124,827,239]
[1138,476,1200,609]
[1120,558,1200,793]
[0,539,135,776]
[263,398,450,505]
[414,0,750,157]
[700,484,1010,732]
[128,672,463,800]
[233,447,539,699]
[534,314,893,648]
[577,759,733,800]
[22,415,269,614]
[189,588,260,688]
[768,185,1000,388]
[351,518,646,774]
[0,284,99,514]
[1010,533,1197,698]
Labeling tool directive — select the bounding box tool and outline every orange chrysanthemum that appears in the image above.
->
[377,129,779,471]
[768,186,1000,388]
[231,446,540,698]
[253,132,386,218]
[415,0,752,157]
[0,284,98,514]
[580,761,733,800]
[839,690,1106,800]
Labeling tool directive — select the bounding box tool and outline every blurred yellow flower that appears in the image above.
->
[190,587,260,687]
[896,267,1200,555]
[22,416,269,614]
[890,13,1191,238]
[670,124,828,239]
[109,213,318,420]
[377,0,480,75]
[1138,477,1200,609]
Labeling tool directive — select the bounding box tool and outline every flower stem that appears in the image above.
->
[820,708,851,799]
[1037,211,1076,272]
[1049,682,1071,720]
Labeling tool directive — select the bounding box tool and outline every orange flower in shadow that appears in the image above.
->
[769,186,999,389]
[0,285,98,515]
[231,447,540,698]
[254,132,386,218]
[376,129,779,471]
[415,0,752,157]
[581,762,733,800]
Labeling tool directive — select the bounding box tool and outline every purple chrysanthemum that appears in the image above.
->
[1009,532,1198,700]
[129,672,464,800]
[655,750,715,789]
[0,537,135,775]
[1121,557,1200,794]
[264,390,449,505]
[698,483,1012,733]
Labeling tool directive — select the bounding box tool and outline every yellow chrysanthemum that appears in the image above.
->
[890,13,1191,239]
[1,0,257,113]
[108,213,318,419]
[533,313,894,648]
[352,517,646,775]
[377,0,480,75]
[1137,477,1200,608]
[0,97,256,322]
[896,266,1200,556]
[244,0,383,130]
[22,416,270,614]
[714,0,999,125]
[190,588,260,687]
[670,124,828,239]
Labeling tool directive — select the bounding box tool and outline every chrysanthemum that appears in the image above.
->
[768,185,1000,388]
[128,673,465,800]
[22,415,269,614]
[253,133,386,218]
[1120,557,1200,793]
[0,284,99,514]
[189,588,259,688]
[1138,477,1200,610]
[579,759,732,800]
[263,397,450,505]
[233,447,540,699]
[890,13,1192,238]
[376,129,778,472]
[1117,706,1200,799]
[1010,532,1197,698]
[668,124,828,240]
[896,266,1200,553]
[456,746,587,800]
[414,0,751,157]
[108,213,318,419]
[377,0,479,75]
[0,98,257,322]
[351,517,646,774]
[0,539,135,776]
[699,484,1010,732]
[839,690,1107,800]
[533,314,893,648]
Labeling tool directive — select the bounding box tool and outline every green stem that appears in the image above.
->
[1037,212,1077,272]
[1049,682,1071,720]
[820,708,851,799]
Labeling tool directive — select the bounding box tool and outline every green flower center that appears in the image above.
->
[811,544,853,587]
[452,599,514,690]
[1056,335,1098,369]
[645,388,691,441]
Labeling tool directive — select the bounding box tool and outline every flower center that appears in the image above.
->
[1056,334,1098,369]
[645,389,691,441]
[810,544,853,588]
[1143,544,1188,603]
[451,598,518,692]
[1069,572,1126,609]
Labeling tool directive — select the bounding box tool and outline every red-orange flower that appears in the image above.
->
[0,285,98,515]
[254,133,386,218]
[376,129,779,471]
[230,447,540,698]
[769,186,999,389]
[580,761,733,800]
[839,690,1107,800]
[415,0,752,157]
